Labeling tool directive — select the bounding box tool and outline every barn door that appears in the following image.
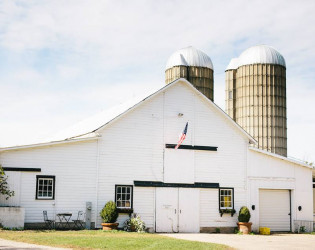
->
[156,188,178,232]
[178,188,200,232]
[155,188,200,233]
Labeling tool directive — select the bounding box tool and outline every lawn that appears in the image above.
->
[0,230,228,250]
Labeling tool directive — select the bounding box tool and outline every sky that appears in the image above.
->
[0,0,314,163]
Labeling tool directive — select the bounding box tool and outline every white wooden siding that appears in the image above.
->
[133,187,155,231]
[0,140,98,223]
[200,189,238,227]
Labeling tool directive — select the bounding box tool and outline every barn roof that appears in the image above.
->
[1,78,257,151]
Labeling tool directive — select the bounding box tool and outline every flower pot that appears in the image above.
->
[237,222,252,234]
[101,223,119,230]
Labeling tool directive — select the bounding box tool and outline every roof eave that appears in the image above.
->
[0,135,100,152]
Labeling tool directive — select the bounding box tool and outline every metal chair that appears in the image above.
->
[43,210,55,229]
[72,211,85,229]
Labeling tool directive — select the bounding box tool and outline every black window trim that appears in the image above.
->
[115,184,133,210]
[218,187,234,211]
[36,175,56,200]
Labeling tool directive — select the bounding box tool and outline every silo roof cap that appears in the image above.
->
[166,46,213,70]
[226,58,239,71]
[237,45,286,68]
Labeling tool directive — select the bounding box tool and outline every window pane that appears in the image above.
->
[122,187,126,193]
[117,187,121,193]
[220,189,233,208]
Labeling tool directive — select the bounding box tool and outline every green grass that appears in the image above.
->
[0,230,228,249]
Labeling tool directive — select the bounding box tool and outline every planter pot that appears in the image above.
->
[237,222,252,234]
[101,223,119,230]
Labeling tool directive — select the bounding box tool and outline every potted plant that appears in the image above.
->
[123,213,145,232]
[100,201,119,230]
[237,206,252,234]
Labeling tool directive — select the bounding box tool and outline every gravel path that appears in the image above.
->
[0,238,70,250]
[160,233,315,250]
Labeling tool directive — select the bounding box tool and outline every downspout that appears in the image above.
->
[94,137,101,228]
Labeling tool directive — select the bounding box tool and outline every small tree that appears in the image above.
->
[238,206,251,223]
[100,201,118,223]
[0,165,14,200]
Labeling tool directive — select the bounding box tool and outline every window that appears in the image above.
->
[36,175,55,200]
[115,185,133,209]
[219,188,233,209]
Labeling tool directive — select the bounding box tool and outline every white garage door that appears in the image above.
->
[259,189,291,231]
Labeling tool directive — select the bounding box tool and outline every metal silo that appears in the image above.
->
[225,45,287,156]
[165,46,214,101]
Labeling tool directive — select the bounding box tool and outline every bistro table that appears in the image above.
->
[56,213,72,229]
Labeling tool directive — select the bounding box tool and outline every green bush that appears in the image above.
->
[124,213,146,232]
[0,165,14,200]
[238,206,251,223]
[100,201,118,223]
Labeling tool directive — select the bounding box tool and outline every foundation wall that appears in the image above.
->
[165,66,214,101]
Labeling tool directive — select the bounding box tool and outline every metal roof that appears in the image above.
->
[226,58,239,71]
[238,45,286,68]
[165,46,213,70]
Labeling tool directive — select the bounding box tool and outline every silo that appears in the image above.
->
[165,46,214,101]
[225,45,287,157]
[225,58,238,120]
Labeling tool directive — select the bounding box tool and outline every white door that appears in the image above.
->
[178,188,200,232]
[259,189,291,231]
[156,188,178,232]
[156,188,200,233]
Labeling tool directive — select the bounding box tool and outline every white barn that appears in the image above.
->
[0,79,313,232]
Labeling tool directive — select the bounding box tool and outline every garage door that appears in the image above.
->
[259,189,291,231]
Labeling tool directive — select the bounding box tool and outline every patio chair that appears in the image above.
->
[43,210,55,229]
[72,211,85,229]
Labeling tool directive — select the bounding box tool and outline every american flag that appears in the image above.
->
[175,122,188,149]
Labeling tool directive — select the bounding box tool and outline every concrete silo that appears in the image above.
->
[165,46,214,101]
[225,45,287,156]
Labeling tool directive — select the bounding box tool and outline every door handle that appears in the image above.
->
[180,209,182,214]
[175,209,176,214]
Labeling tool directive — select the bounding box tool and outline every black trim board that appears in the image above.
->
[3,167,41,172]
[134,181,219,188]
[165,144,218,151]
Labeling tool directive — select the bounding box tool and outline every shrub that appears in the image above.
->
[100,201,118,223]
[124,213,145,232]
[238,206,251,223]
[0,165,14,200]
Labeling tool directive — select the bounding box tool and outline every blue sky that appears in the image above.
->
[0,0,314,162]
